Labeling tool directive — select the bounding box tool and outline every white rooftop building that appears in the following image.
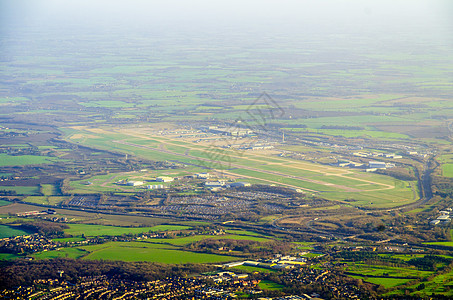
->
[156,176,174,182]
[369,161,386,169]
[126,181,144,186]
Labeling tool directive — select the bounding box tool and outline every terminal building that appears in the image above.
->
[209,127,253,137]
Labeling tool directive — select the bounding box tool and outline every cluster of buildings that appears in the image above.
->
[0,234,60,254]
[353,152,402,159]
[430,208,453,226]
[16,209,56,217]
[205,126,254,137]
[205,181,251,190]
[116,176,175,188]
[335,159,395,172]
[223,255,307,270]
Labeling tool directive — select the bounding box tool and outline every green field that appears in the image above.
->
[351,275,412,288]
[0,224,34,238]
[0,253,20,260]
[144,234,272,246]
[40,184,58,196]
[0,186,40,195]
[22,229,275,264]
[32,248,88,260]
[233,265,277,273]
[442,164,453,177]
[384,268,453,297]
[0,200,11,206]
[65,224,191,237]
[258,280,284,290]
[22,196,67,206]
[345,263,433,279]
[80,241,239,263]
[0,154,59,167]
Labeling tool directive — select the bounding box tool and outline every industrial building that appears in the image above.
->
[156,176,174,182]
[205,181,226,187]
[126,181,144,186]
[147,185,166,190]
[368,161,387,169]
[229,182,251,188]
[209,127,253,137]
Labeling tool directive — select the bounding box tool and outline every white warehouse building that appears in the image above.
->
[156,176,174,182]
[368,161,387,169]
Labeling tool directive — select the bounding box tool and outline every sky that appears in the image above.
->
[1,0,452,36]
[1,0,452,62]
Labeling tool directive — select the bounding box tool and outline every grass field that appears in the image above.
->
[142,234,272,246]
[0,200,11,206]
[32,248,88,260]
[350,275,412,288]
[442,164,453,177]
[345,263,433,279]
[0,154,59,167]
[0,224,34,238]
[0,186,40,195]
[40,184,58,196]
[384,268,453,297]
[233,265,277,273]
[2,225,276,264]
[22,196,68,206]
[258,280,284,290]
[65,224,191,237]
[0,253,19,260]
[80,241,239,263]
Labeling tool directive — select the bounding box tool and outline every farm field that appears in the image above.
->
[80,241,239,263]
[345,263,433,279]
[0,200,11,206]
[384,269,453,297]
[7,225,277,264]
[26,231,274,264]
[0,154,60,167]
[64,224,191,237]
[442,164,453,178]
[65,125,416,208]
[350,275,411,288]
[32,248,88,260]
[22,196,68,206]
[0,224,34,238]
